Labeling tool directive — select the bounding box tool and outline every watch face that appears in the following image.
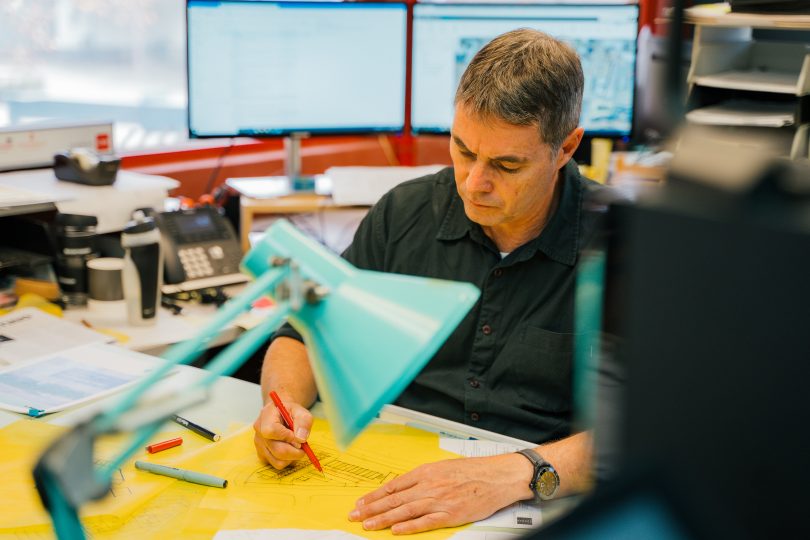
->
[537,469,559,498]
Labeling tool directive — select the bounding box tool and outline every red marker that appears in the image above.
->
[269,391,324,475]
[146,437,183,454]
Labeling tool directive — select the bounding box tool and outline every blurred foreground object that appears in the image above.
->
[730,1,810,14]
[33,219,479,539]
[538,136,810,539]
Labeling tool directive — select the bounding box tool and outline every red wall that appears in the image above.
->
[121,135,453,200]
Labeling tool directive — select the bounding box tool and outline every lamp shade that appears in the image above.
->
[242,220,480,448]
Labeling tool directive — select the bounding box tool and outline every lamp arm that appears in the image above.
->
[97,266,288,431]
[98,301,293,501]
[35,265,292,540]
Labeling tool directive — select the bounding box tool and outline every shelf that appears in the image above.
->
[693,69,803,94]
[685,3,810,30]
[678,123,801,160]
[689,40,810,96]
[683,4,810,162]
[686,100,796,127]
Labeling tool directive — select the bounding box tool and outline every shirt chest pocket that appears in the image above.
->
[495,325,574,414]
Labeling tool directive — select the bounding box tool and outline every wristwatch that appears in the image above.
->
[516,448,560,502]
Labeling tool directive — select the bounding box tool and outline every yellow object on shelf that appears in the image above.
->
[14,278,61,302]
[0,293,63,317]
[589,138,613,184]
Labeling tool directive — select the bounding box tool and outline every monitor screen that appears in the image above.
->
[187,1,408,137]
[411,2,638,137]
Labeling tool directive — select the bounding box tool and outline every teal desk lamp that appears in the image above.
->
[33,219,479,540]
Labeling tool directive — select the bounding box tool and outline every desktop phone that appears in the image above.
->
[154,207,243,288]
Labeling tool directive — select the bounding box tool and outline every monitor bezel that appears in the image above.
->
[185,0,409,140]
[409,1,640,143]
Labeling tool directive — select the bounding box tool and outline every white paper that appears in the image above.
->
[473,501,544,530]
[693,70,798,94]
[0,308,112,368]
[440,438,542,530]
[686,100,795,128]
[441,438,525,457]
[215,530,366,540]
[327,165,446,205]
[0,342,163,416]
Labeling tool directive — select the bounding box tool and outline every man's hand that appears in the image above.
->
[252,394,314,469]
[348,453,533,535]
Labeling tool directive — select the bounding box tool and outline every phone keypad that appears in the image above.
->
[179,247,215,280]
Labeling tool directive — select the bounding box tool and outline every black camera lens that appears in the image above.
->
[53,213,99,306]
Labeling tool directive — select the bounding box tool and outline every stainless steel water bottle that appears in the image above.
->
[121,213,163,326]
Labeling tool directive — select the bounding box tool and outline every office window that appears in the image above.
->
[0,0,187,151]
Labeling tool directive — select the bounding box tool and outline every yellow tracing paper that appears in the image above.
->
[0,418,467,539]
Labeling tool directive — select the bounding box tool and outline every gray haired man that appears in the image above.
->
[254,28,603,533]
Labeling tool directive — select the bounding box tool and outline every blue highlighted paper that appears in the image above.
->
[0,343,156,416]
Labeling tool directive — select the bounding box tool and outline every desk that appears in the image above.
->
[0,169,178,233]
[227,176,369,252]
[0,364,261,432]
[0,353,574,538]
[61,283,248,356]
[238,192,368,252]
[0,365,264,538]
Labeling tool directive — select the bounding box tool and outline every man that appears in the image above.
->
[254,28,605,534]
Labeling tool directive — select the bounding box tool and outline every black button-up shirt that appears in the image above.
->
[274,161,607,443]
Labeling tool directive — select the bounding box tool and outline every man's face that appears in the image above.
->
[449,104,564,234]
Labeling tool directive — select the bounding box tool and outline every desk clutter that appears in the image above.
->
[0,418,469,539]
[0,165,248,327]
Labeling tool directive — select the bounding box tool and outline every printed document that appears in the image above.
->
[0,342,161,416]
[0,307,112,367]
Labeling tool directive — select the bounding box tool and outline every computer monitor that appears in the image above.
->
[186,1,408,138]
[411,2,638,139]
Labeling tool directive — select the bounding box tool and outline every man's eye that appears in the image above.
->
[497,163,519,173]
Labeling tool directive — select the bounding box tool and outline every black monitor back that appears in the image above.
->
[530,165,810,539]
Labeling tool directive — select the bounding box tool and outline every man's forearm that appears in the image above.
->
[260,336,318,407]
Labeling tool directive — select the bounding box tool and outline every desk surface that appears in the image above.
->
[0,363,262,432]
[0,357,572,538]
[62,283,247,355]
[0,169,178,232]
[238,190,369,253]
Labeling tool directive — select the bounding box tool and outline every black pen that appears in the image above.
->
[171,414,221,442]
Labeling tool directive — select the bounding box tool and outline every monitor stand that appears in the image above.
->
[226,133,331,201]
[283,133,316,192]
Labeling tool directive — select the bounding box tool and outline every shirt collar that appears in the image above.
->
[436,160,583,267]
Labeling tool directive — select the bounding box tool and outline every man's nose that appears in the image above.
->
[466,162,493,193]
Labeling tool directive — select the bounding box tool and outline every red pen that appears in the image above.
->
[146,436,183,454]
[269,391,325,476]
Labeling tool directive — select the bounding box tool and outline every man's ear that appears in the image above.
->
[555,127,585,170]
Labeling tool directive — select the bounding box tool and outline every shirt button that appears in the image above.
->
[482,324,492,335]
[470,412,480,422]
[493,268,503,277]
[469,379,480,388]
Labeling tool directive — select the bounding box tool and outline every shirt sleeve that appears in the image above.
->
[269,195,390,344]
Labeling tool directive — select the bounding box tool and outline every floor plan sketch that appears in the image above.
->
[246,454,398,488]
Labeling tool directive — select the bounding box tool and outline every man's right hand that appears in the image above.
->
[252,394,314,469]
